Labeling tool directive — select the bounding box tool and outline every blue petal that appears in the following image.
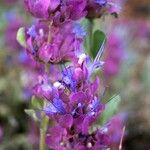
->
[62,67,77,92]
[27,25,37,38]
[73,23,86,38]
[95,0,107,5]
[43,98,65,115]
[92,61,105,70]
[43,103,58,115]
[90,97,102,112]
[18,51,28,63]
[53,98,66,114]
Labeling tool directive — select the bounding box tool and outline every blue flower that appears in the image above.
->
[95,0,107,6]
[73,23,86,38]
[43,98,66,115]
[62,66,77,92]
[27,25,37,38]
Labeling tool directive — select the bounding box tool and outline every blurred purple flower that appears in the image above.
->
[24,0,50,18]
[5,15,24,50]
[86,0,120,18]
[104,31,125,79]
[24,0,87,25]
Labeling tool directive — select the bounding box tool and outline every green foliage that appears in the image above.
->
[92,30,106,58]
[16,27,26,47]
[25,96,44,122]
[24,109,40,122]
[100,95,121,125]
[31,96,43,109]
[0,135,32,150]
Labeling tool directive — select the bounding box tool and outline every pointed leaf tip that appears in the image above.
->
[16,27,26,47]
[92,30,106,59]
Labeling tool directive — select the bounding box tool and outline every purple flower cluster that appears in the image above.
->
[86,0,121,18]
[24,0,87,25]
[32,56,124,150]
[24,0,120,65]
[25,21,84,64]
[21,0,124,149]
[24,0,120,23]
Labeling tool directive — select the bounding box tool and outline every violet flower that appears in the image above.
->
[31,56,110,149]
[52,0,87,26]
[29,49,124,149]
[18,50,45,100]
[24,0,120,22]
[24,0,87,25]
[25,21,84,64]
[86,0,121,18]
[19,0,125,149]
[24,0,50,18]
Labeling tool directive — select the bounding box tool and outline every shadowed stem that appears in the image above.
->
[39,112,49,150]
[47,21,52,44]
[39,64,50,150]
[89,19,94,56]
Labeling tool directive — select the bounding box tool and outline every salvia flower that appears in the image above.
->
[25,21,84,64]
[24,0,87,25]
[24,0,120,23]
[86,0,121,18]
[31,56,122,149]
[19,0,125,149]
[24,0,50,18]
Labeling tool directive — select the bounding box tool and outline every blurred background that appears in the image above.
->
[0,0,150,150]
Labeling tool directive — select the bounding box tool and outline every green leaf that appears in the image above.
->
[92,30,106,59]
[24,109,39,121]
[16,27,26,47]
[100,95,121,125]
[31,96,43,109]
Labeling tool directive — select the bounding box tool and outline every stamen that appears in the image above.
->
[60,141,64,146]
[78,53,87,65]
[53,81,65,89]
[87,142,92,148]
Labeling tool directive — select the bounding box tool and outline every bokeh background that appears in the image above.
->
[0,0,150,149]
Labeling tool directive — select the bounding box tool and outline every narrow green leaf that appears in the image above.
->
[92,30,106,59]
[100,95,121,125]
[24,109,39,121]
[31,96,43,109]
[16,27,26,47]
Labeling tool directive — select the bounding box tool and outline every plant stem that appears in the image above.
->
[88,19,94,57]
[39,128,45,150]
[47,22,52,44]
[39,113,49,150]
